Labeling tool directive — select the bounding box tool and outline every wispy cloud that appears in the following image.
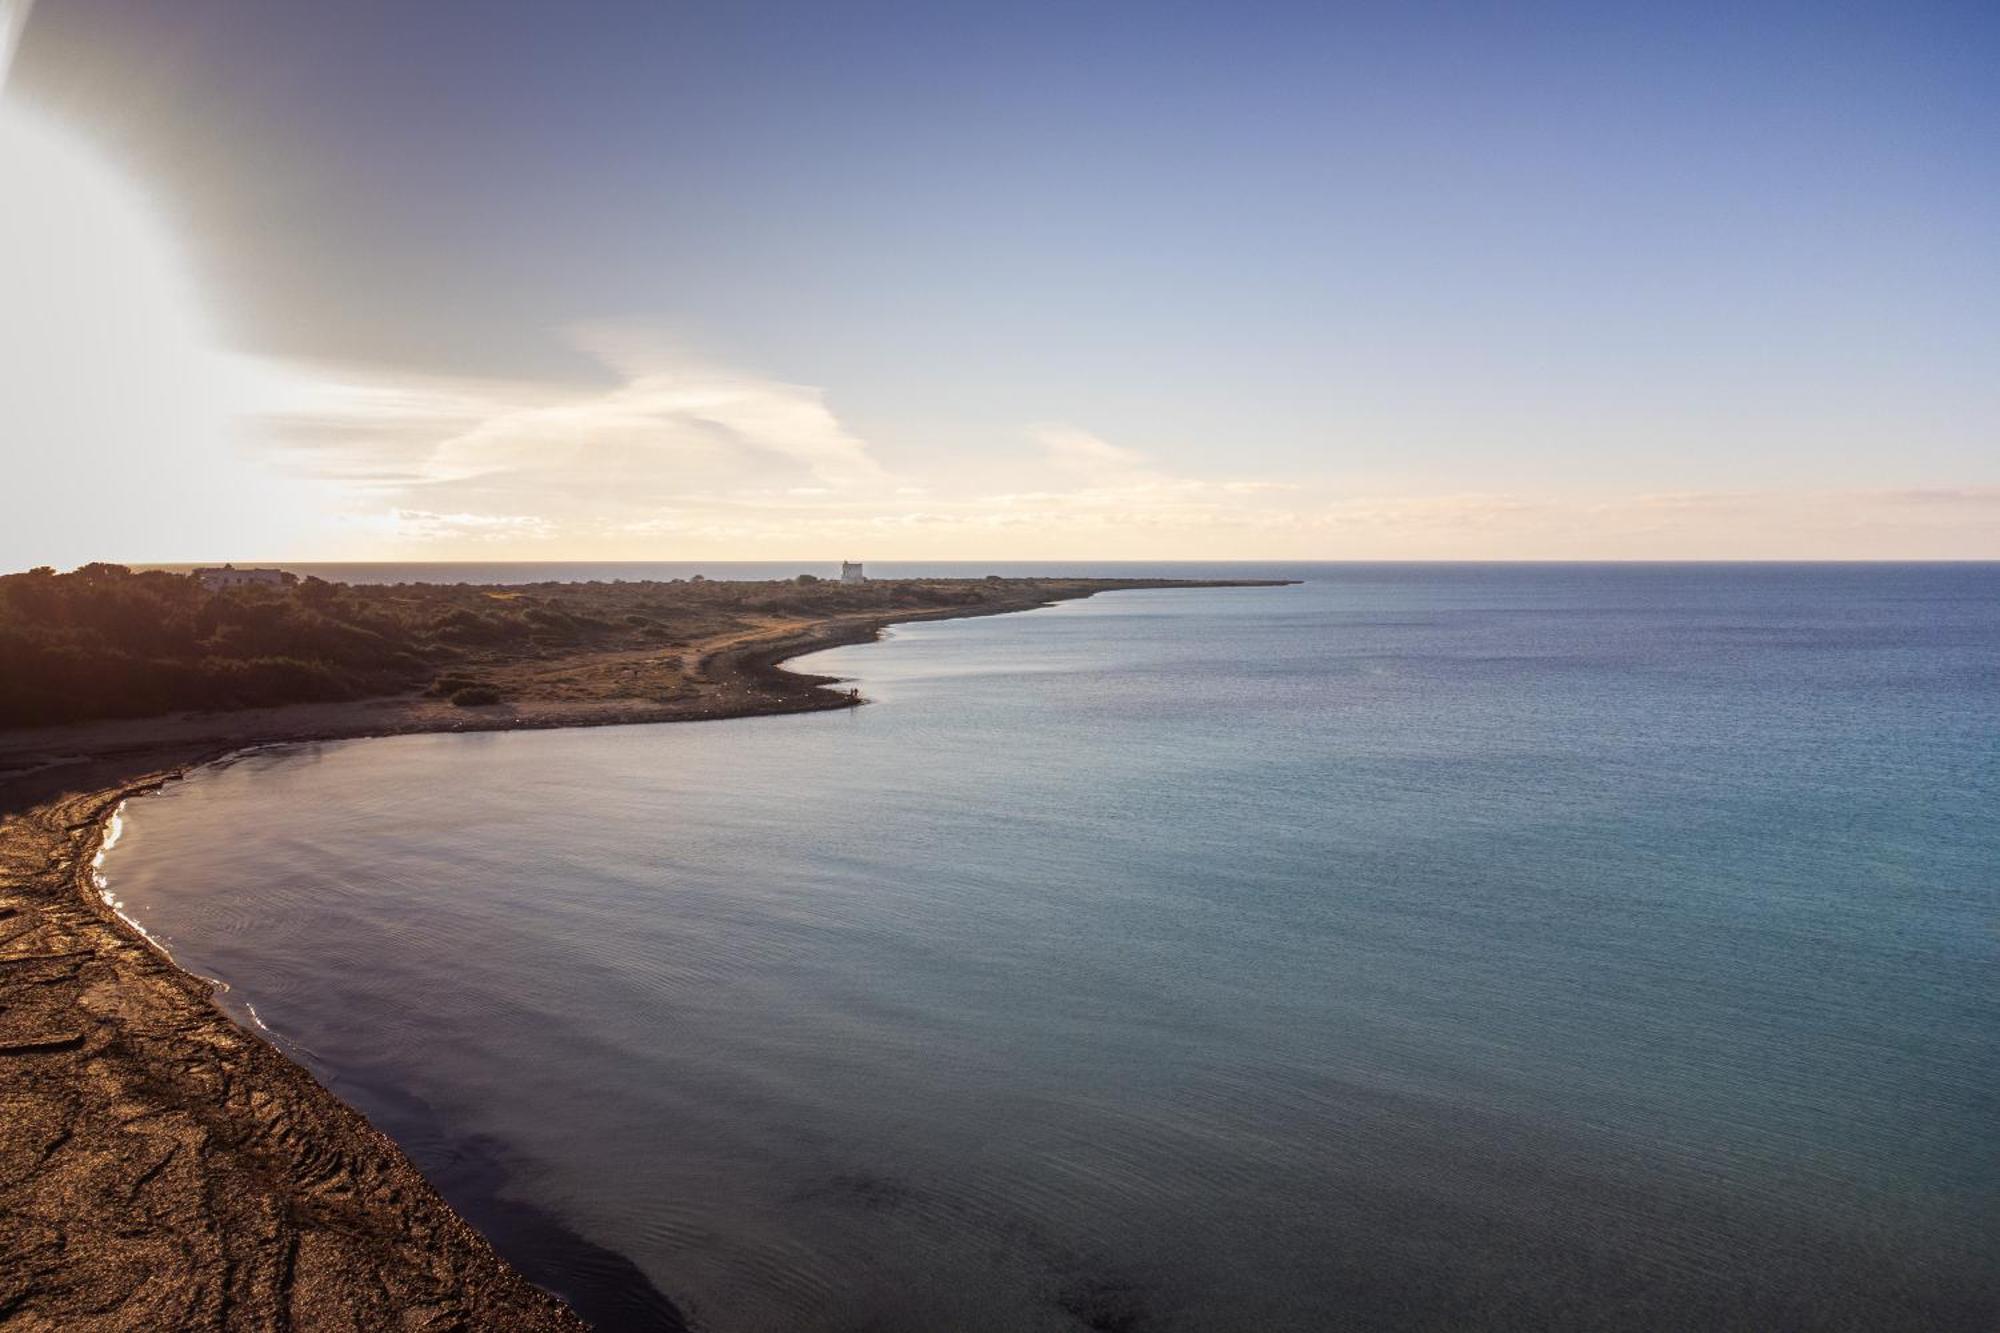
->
[247,328,893,545]
[364,509,560,544]
[227,342,2000,560]
[242,342,1298,555]
[1031,424,1150,476]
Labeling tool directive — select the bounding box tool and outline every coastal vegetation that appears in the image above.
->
[0,563,1147,727]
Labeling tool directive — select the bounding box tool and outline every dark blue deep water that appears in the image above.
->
[106,565,1998,1330]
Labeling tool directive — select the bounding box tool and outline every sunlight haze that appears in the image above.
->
[2,0,1995,565]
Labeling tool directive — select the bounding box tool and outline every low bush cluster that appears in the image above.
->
[0,563,1057,728]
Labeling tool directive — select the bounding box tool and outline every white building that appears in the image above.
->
[841,561,867,584]
[193,564,288,589]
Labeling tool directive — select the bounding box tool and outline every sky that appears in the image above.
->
[1,0,1996,566]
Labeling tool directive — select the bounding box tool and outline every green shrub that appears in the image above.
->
[448,686,504,707]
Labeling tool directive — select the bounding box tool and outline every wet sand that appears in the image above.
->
[0,579,1280,1330]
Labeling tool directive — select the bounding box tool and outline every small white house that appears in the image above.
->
[193,564,287,589]
[841,561,867,584]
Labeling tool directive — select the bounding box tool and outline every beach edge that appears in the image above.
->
[0,579,1287,1328]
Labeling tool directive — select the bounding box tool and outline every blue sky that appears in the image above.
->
[4,0,1996,561]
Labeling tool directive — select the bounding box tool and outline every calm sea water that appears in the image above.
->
[106,565,1998,1331]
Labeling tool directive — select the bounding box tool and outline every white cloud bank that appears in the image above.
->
[237,333,1302,558]
[207,332,2000,562]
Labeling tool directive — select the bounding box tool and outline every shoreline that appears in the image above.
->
[0,579,1284,1329]
[0,774,595,1330]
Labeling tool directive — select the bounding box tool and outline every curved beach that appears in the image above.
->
[0,580,1277,1329]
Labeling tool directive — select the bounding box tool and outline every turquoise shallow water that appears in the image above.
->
[106,565,1998,1330]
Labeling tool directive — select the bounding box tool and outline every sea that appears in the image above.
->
[101,564,1998,1331]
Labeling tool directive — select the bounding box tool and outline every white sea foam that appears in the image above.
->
[93,792,286,1047]
[91,801,166,949]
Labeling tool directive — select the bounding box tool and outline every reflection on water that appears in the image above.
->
[107,565,1999,1330]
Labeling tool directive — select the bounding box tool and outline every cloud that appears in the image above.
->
[371,510,560,544]
[218,348,2000,561]
[1868,486,2000,508]
[1031,424,1149,476]
[999,425,1288,524]
[1317,493,1544,529]
[243,349,1307,555]
[1288,486,2000,557]
[251,328,884,526]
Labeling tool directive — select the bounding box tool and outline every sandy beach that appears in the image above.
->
[0,578,1280,1330]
